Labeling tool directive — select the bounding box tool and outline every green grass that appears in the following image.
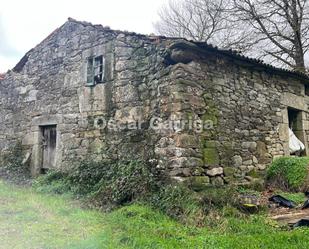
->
[1,180,309,248]
[0,180,105,249]
[275,191,307,206]
[103,205,309,249]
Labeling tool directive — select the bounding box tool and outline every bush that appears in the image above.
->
[93,160,157,207]
[199,186,239,210]
[33,160,109,196]
[0,142,24,171]
[33,159,157,207]
[33,170,70,194]
[32,159,247,227]
[266,156,309,191]
[67,159,112,195]
[148,184,205,226]
[147,184,245,226]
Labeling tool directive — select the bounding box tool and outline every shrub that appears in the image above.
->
[148,184,207,226]
[0,142,24,170]
[199,186,239,210]
[93,160,157,207]
[33,170,70,194]
[33,159,157,208]
[266,156,309,191]
[149,184,197,217]
[31,158,249,227]
[67,159,111,195]
[147,184,244,226]
[33,160,109,196]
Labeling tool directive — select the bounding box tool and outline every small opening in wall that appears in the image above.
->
[305,84,309,96]
[97,118,104,126]
[40,168,49,174]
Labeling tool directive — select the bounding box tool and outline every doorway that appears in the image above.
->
[41,125,57,172]
[288,108,306,156]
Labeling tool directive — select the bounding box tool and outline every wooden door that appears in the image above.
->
[42,125,57,169]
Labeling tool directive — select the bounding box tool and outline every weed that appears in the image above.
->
[0,141,25,172]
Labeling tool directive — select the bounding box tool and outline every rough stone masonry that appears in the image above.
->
[1,18,309,186]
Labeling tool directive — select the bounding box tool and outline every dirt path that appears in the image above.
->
[271,209,309,226]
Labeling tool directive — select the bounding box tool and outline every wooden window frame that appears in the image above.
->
[86,55,105,86]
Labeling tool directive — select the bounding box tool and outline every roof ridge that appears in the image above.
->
[9,17,309,81]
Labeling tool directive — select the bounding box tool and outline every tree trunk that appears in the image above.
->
[294,46,305,72]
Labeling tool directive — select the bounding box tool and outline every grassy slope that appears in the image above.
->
[0,181,105,249]
[1,181,309,249]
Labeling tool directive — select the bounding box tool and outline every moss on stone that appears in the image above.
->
[202,112,218,126]
[134,47,147,56]
[186,176,210,191]
[223,167,236,177]
[220,142,234,166]
[203,93,212,101]
[247,169,262,179]
[202,139,220,165]
[204,140,217,148]
[192,167,205,176]
[186,112,194,120]
[203,148,220,165]
[223,176,237,184]
[202,97,219,128]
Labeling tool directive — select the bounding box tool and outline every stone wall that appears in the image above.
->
[161,43,309,186]
[1,18,309,186]
[0,19,172,175]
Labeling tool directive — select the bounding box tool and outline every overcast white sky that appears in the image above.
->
[0,0,168,72]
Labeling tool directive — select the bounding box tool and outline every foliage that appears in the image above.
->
[33,170,71,195]
[34,159,158,207]
[237,186,261,197]
[93,160,157,207]
[148,184,204,225]
[33,158,245,226]
[0,141,24,171]
[199,186,239,210]
[67,159,112,195]
[33,158,273,227]
[266,156,309,191]
[147,184,245,226]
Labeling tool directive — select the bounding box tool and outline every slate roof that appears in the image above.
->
[54,18,309,82]
[12,18,309,82]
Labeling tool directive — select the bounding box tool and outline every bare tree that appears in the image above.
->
[232,0,309,72]
[154,0,234,47]
[155,0,309,72]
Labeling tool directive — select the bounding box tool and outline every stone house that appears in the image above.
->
[1,18,309,186]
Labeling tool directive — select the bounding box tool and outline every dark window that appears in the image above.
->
[86,55,104,86]
[305,85,309,96]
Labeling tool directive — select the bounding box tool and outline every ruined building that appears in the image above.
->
[1,18,309,186]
